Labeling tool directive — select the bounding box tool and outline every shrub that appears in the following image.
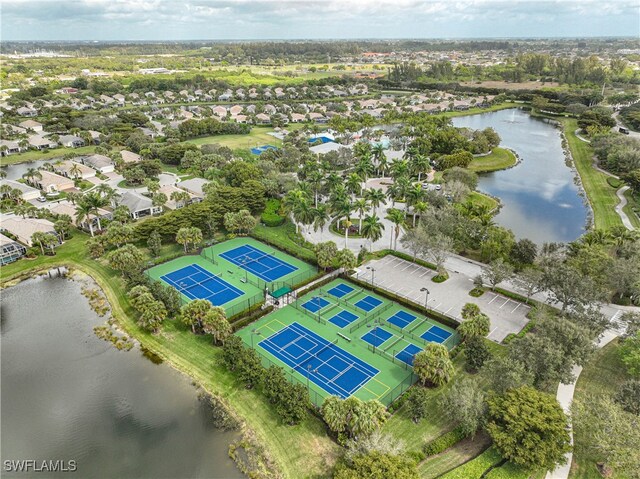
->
[607,177,623,189]
[423,427,468,456]
[432,274,448,283]
[439,447,503,479]
[260,199,285,227]
[469,287,485,297]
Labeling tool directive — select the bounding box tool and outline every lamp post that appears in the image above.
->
[420,287,430,309]
[251,329,261,348]
[366,266,376,286]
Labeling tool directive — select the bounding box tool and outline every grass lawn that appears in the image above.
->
[185,124,306,151]
[436,103,517,120]
[569,339,631,479]
[0,145,98,166]
[468,147,517,173]
[251,222,317,264]
[468,191,499,212]
[622,188,640,229]
[0,233,340,479]
[555,118,623,230]
[418,433,492,479]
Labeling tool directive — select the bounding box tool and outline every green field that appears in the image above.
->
[236,277,458,407]
[468,147,517,173]
[0,145,98,166]
[146,237,318,316]
[185,124,307,150]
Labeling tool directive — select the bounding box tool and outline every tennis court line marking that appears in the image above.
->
[259,318,288,335]
[362,376,391,399]
[161,264,244,302]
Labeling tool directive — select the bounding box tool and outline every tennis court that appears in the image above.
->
[220,244,298,282]
[421,325,453,344]
[259,322,379,399]
[328,309,359,328]
[160,263,244,306]
[361,327,393,347]
[395,344,422,366]
[354,295,383,312]
[302,296,330,313]
[327,283,355,298]
[387,310,418,329]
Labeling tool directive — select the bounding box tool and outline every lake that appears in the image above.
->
[0,276,243,479]
[452,108,590,244]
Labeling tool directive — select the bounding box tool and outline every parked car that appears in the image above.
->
[37,196,47,203]
[619,127,629,135]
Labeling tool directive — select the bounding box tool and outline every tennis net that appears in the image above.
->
[298,339,338,369]
[238,250,277,267]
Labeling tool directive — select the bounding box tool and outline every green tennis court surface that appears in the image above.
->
[236,278,459,406]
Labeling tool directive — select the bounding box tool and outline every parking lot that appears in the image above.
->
[358,255,531,342]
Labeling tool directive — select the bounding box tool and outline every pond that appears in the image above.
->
[452,108,590,244]
[0,276,243,479]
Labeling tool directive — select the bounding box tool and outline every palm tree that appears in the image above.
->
[386,183,402,208]
[0,169,7,179]
[170,190,191,208]
[385,208,406,250]
[312,204,330,234]
[69,163,82,180]
[406,184,425,210]
[95,184,118,202]
[354,157,374,183]
[331,197,353,249]
[307,170,324,207]
[353,198,369,234]
[293,199,315,235]
[412,201,428,227]
[345,172,362,198]
[411,154,431,182]
[282,189,308,234]
[75,202,96,236]
[324,172,342,192]
[22,168,42,185]
[361,214,385,252]
[364,188,386,215]
[390,159,409,180]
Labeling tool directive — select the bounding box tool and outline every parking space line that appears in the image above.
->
[488,294,498,304]
[499,299,509,309]
[401,263,411,271]
[434,302,442,310]
[511,303,522,313]
[419,270,430,278]
[487,327,498,339]
[444,306,454,314]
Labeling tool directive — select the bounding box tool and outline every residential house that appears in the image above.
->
[80,154,114,173]
[0,179,41,201]
[309,142,352,155]
[211,106,228,118]
[176,178,209,200]
[0,140,25,156]
[117,191,162,219]
[58,135,85,148]
[158,184,196,210]
[28,135,58,150]
[31,170,75,193]
[16,106,37,117]
[53,160,96,180]
[290,113,306,123]
[231,115,248,124]
[1,217,60,247]
[47,201,112,232]
[229,105,243,116]
[255,113,270,124]
[0,232,27,265]
[18,119,43,132]
[120,150,142,164]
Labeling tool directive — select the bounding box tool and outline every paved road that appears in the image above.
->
[615,185,635,231]
[612,111,640,139]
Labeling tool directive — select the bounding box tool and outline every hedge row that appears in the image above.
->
[250,227,317,265]
[376,249,437,271]
[502,318,537,344]
[423,426,468,456]
[344,273,460,330]
[295,272,340,297]
[229,300,265,323]
[483,462,531,479]
[493,286,547,312]
[440,447,504,479]
[231,305,275,332]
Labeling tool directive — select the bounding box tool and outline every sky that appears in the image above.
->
[1,0,639,41]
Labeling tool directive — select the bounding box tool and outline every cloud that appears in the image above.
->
[1,0,638,40]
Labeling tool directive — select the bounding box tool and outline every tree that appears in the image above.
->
[422,232,454,277]
[542,261,604,312]
[509,334,573,387]
[413,343,454,387]
[201,306,231,345]
[321,396,388,439]
[404,387,431,423]
[511,267,544,304]
[54,217,72,241]
[620,331,640,377]
[571,394,640,478]
[510,239,538,267]
[353,198,368,233]
[482,258,514,290]
[439,379,487,437]
[465,336,491,371]
[137,299,167,333]
[487,386,571,470]
[364,188,386,215]
[314,241,338,271]
[105,221,134,248]
[360,214,385,252]
[31,232,58,255]
[480,356,534,395]
[458,311,490,341]
[180,299,212,334]
[615,379,640,415]
[147,230,162,257]
[333,451,419,479]
[385,208,406,250]
[336,248,357,271]
[175,226,202,253]
[106,244,144,278]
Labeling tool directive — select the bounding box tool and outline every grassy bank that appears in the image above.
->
[468,147,517,173]
[0,237,340,479]
[468,191,499,212]
[570,340,630,479]
[622,188,640,229]
[0,145,98,166]
[549,117,623,230]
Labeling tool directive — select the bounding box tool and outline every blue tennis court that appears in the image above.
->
[361,327,393,347]
[387,310,417,329]
[302,296,330,313]
[327,283,354,298]
[421,325,453,344]
[220,244,298,282]
[328,309,359,328]
[160,263,244,306]
[354,295,383,312]
[395,344,423,366]
[259,322,378,399]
